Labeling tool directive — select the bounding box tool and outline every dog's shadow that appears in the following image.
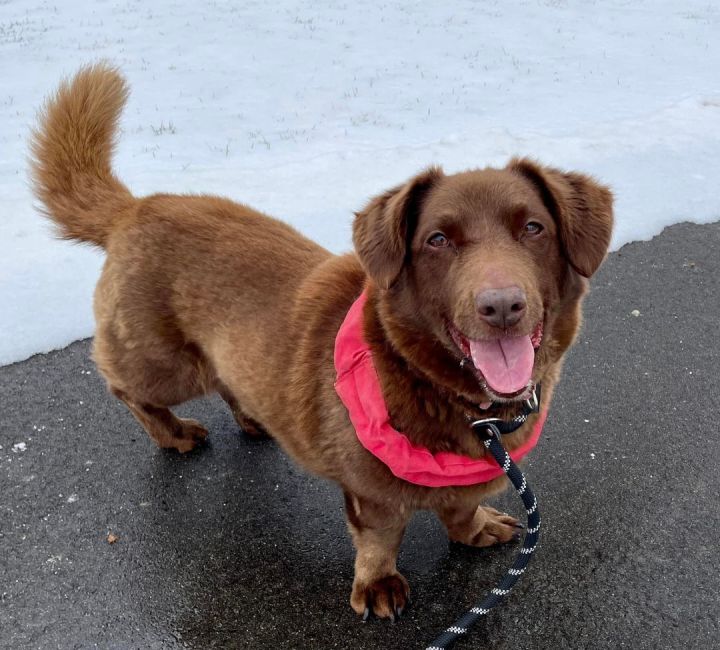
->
[128,397,521,649]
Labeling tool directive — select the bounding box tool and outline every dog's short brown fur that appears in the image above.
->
[31,65,613,620]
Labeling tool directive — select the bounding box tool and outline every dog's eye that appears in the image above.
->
[524,221,544,236]
[427,232,450,248]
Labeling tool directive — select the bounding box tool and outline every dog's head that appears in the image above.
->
[353,158,613,403]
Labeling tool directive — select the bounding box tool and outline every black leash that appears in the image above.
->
[425,387,542,650]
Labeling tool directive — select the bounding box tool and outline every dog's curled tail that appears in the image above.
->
[30,63,136,248]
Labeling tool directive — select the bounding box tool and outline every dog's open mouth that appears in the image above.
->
[448,321,543,401]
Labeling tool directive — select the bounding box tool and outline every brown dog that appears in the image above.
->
[31,64,613,620]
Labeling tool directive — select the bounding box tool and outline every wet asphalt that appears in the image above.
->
[1,221,719,650]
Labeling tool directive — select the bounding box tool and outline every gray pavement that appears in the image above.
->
[1,221,719,650]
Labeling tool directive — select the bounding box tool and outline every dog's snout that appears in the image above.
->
[475,286,527,329]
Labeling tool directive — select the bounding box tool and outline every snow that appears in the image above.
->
[1,1,719,366]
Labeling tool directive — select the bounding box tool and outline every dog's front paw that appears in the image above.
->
[351,573,409,622]
[450,506,521,548]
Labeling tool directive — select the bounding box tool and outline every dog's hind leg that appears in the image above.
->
[216,382,268,437]
[111,388,208,453]
[93,312,214,453]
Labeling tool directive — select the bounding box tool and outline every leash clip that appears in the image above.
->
[470,385,540,442]
[523,386,539,414]
[470,418,502,441]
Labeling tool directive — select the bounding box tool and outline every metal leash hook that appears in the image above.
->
[425,393,542,650]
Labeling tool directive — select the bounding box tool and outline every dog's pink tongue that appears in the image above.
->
[469,336,535,394]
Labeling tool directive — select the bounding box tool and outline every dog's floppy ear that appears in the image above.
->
[353,167,443,289]
[508,158,614,278]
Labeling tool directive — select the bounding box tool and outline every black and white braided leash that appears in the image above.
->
[425,386,542,650]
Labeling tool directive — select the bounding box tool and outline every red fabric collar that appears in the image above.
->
[334,289,546,487]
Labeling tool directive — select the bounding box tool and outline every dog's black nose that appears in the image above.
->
[475,286,527,329]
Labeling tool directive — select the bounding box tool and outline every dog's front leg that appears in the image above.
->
[343,491,410,621]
